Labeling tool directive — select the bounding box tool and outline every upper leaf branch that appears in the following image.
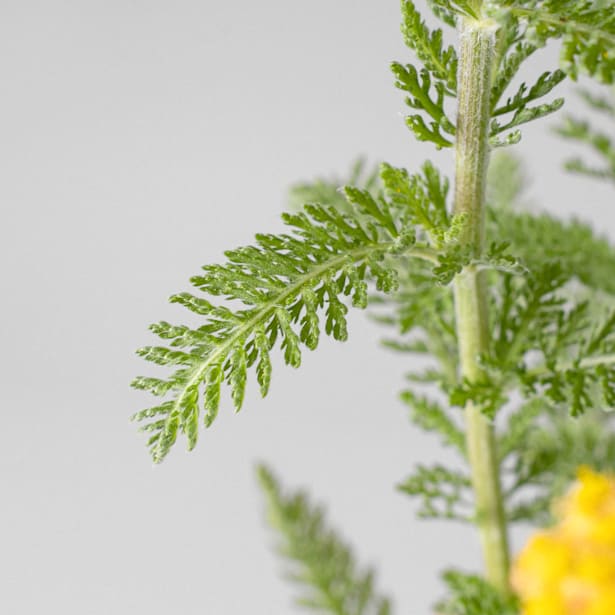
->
[133,164,450,462]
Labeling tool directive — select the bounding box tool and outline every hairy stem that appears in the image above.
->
[453,16,511,594]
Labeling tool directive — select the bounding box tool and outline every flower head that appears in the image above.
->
[511,467,615,615]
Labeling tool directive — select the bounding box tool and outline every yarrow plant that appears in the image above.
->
[132,0,615,612]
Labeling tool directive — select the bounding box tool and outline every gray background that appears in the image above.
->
[3,1,615,614]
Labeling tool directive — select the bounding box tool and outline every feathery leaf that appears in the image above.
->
[258,466,393,615]
[133,164,447,462]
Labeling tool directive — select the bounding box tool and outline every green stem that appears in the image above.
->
[453,16,511,594]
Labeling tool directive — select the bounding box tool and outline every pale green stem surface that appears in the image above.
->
[453,16,511,594]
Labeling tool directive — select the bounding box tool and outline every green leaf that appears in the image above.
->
[380,161,449,244]
[133,168,440,462]
[257,465,393,615]
[486,152,527,210]
[288,159,381,214]
[432,244,472,285]
[491,42,537,111]
[400,390,466,455]
[398,464,472,521]
[498,398,545,460]
[391,62,455,148]
[556,88,615,183]
[490,97,565,136]
[400,0,458,92]
[436,570,519,615]
[496,0,615,83]
[487,156,615,295]
[428,0,479,21]
[492,69,566,117]
[503,405,615,524]
[449,377,507,420]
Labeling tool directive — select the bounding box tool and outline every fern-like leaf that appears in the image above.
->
[392,0,458,149]
[132,166,444,462]
[400,390,466,455]
[257,465,392,615]
[489,63,566,146]
[503,405,615,524]
[556,88,615,182]
[398,464,472,521]
[489,201,615,296]
[496,0,615,83]
[288,159,381,214]
[391,63,456,148]
[436,570,519,615]
[491,42,538,111]
[400,0,458,92]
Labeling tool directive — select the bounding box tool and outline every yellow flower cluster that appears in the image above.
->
[511,467,615,615]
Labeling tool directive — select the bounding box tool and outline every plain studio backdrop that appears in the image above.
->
[3,1,614,613]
